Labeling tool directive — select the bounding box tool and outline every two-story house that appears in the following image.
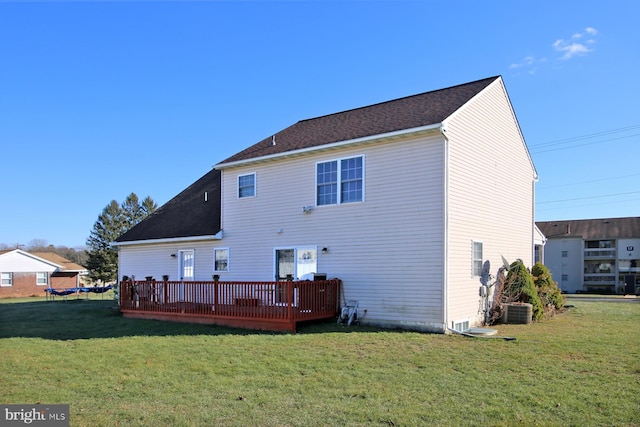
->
[114,76,538,333]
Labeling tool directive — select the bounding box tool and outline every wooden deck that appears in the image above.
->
[119,279,341,332]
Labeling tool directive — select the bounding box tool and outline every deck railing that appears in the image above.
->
[119,279,341,332]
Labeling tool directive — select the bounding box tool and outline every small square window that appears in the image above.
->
[37,272,48,286]
[561,274,568,281]
[561,251,568,258]
[214,248,229,272]
[238,173,256,198]
[1,272,13,287]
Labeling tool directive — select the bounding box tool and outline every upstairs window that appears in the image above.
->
[317,156,363,206]
[238,173,256,198]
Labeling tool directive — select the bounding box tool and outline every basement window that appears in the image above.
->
[452,320,470,332]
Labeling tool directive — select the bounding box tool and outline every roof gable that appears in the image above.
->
[218,76,500,166]
[0,249,83,272]
[115,168,222,243]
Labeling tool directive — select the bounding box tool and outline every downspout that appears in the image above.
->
[441,123,450,333]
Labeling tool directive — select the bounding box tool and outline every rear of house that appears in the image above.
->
[115,76,537,332]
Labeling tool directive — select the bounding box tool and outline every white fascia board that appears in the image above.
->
[112,231,223,247]
[14,249,64,269]
[216,123,443,169]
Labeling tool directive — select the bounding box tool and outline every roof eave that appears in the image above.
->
[112,231,224,247]
[215,123,443,170]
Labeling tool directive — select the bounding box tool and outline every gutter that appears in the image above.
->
[112,231,223,247]
[216,123,443,170]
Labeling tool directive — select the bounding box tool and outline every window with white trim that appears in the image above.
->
[317,156,363,206]
[37,272,48,286]
[238,173,256,198]
[472,241,483,276]
[1,272,13,287]
[214,248,229,272]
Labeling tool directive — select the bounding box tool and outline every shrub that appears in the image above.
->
[531,262,564,312]
[503,260,544,321]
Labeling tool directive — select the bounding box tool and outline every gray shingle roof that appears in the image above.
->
[537,217,640,240]
[117,77,501,243]
[115,169,221,243]
[218,76,499,165]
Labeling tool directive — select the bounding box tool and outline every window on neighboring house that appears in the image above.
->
[317,156,363,206]
[561,274,568,281]
[238,173,256,198]
[214,248,229,272]
[472,241,483,276]
[37,272,48,286]
[1,272,12,287]
[561,251,568,258]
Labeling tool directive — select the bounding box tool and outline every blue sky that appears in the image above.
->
[1,0,638,248]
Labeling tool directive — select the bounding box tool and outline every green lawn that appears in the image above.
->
[0,296,638,427]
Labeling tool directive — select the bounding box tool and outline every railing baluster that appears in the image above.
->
[120,279,341,331]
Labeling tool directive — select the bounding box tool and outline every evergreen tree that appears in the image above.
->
[85,194,157,284]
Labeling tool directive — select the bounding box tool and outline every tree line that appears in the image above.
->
[1,193,157,286]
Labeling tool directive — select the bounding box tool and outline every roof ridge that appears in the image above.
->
[296,76,500,124]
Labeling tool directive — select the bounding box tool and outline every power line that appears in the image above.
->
[537,190,640,205]
[529,123,640,148]
[536,197,640,212]
[529,132,639,154]
[537,173,640,189]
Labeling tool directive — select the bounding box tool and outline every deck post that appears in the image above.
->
[213,275,219,311]
[287,280,293,321]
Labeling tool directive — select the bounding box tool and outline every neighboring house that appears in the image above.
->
[115,75,538,333]
[0,249,88,298]
[537,217,640,294]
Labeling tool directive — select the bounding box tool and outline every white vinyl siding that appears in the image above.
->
[221,132,446,331]
[444,78,536,325]
[118,241,220,282]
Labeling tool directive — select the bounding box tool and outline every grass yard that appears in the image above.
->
[0,296,638,427]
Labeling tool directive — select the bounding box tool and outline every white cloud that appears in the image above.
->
[509,56,546,74]
[553,27,598,60]
[510,27,598,74]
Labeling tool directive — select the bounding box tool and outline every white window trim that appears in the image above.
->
[238,172,256,199]
[214,248,230,272]
[1,272,13,287]
[36,272,49,286]
[273,246,318,280]
[472,240,483,277]
[315,155,365,206]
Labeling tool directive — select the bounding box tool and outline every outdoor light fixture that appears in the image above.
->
[321,247,329,254]
[170,253,177,258]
